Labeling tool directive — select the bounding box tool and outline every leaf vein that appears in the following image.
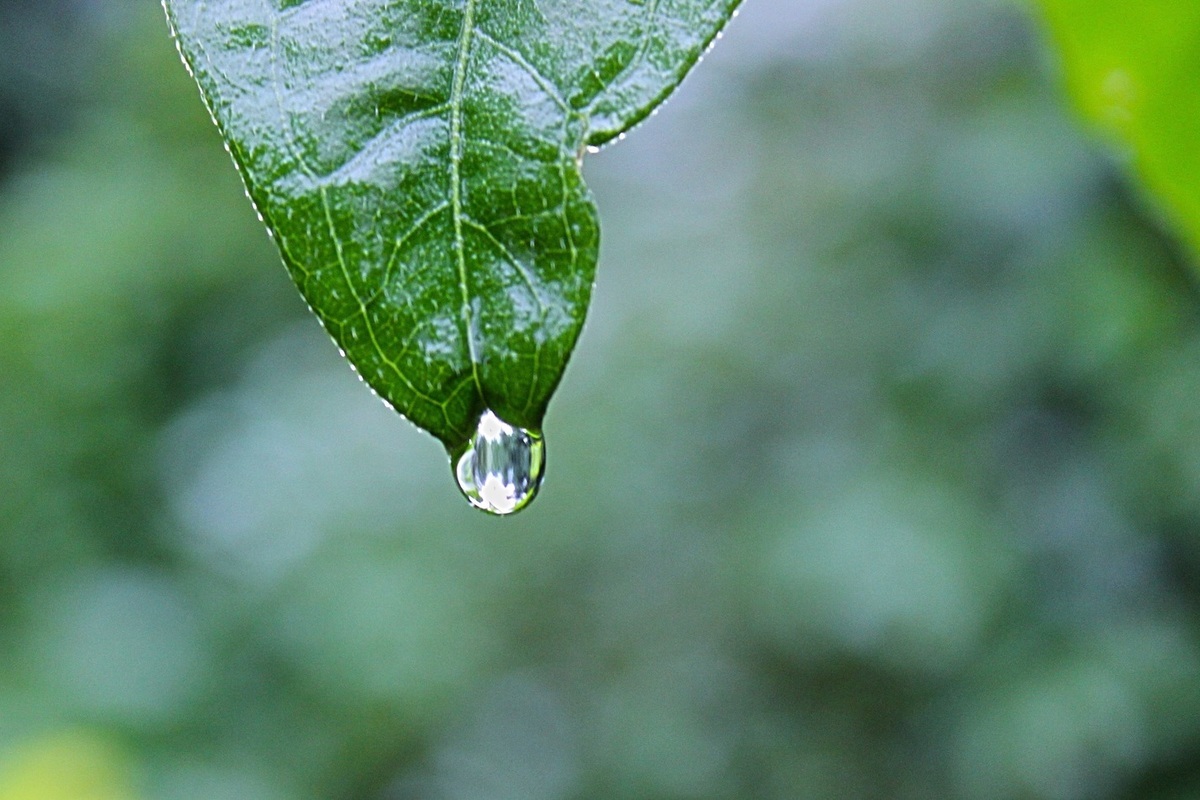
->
[462,216,547,314]
[472,28,571,114]
[586,0,662,115]
[377,200,451,299]
[268,14,447,418]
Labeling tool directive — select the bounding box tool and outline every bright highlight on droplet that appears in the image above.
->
[454,409,545,515]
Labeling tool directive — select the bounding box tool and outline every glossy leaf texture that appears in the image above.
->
[1034,0,1200,264]
[162,0,739,449]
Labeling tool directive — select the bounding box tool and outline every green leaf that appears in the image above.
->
[161,0,739,449]
[1033,0,1200,265]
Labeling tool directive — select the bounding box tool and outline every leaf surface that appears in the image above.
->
[1034,0,1200,265]
[163,0,738,448]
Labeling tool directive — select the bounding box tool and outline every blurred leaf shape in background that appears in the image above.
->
[0,731,133,800]
[1036,0,1200,264]
[162,0,739,513]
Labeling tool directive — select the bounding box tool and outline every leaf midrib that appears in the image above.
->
[450,0,484,413]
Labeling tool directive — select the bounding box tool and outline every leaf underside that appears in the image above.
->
[163,0,739,448]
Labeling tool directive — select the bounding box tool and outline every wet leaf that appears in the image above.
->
[162,0,739,448]
[1035,0,1200,265]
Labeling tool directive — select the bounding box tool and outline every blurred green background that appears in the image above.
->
[3,0,1200,798]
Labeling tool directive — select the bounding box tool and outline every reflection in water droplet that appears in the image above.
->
[454,410,545,515]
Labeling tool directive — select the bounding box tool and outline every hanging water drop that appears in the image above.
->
[453,409,545,515]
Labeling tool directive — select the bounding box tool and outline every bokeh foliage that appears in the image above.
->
[1036,0,1200,265]
[2,0,1200,798]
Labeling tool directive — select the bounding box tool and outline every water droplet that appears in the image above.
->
[453,409,545,515]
